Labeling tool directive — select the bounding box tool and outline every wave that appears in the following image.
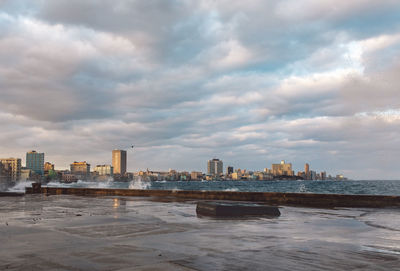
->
[223,187,239,192]
[6,181,34,192]
[46,179,116,189]
[128,177,151,190]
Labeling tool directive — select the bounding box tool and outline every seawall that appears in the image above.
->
[26,186,400,208]
[0,191,25,197]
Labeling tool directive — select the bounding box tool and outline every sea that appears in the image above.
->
[7,179,400,196]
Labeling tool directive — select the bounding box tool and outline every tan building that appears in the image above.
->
[232,172,242,180]
[94,165,113,176]
[112,150,127,175]
[44,162,55,171]
[271,160,293,176]
[0,158,21,182]
[70,161,90,179]
[190,171,203,181]
[305,163,310,180]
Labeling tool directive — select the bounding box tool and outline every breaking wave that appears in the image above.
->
[6,181,34,192]
[223,187,239,192]
[128,176,151,190]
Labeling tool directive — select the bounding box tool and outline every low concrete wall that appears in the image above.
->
[0,192,25,197]
[25,186,400,208]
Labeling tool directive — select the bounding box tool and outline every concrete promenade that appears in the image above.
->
[1,194,399,270]
[26,186,400,208]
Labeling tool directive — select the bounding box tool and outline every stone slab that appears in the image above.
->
[196,201,281,217]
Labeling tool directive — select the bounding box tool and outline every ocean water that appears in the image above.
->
[9,179,400,196]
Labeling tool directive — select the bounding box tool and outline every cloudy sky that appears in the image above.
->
[1,0,400,179]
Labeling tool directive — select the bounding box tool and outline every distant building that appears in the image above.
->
[232,172,241,180]
[44,162,55,179]
[61,173,78,183]
[207,158,223,176]
[26,150,44,176]
[112,150,127,175]
[191,171,203,181]
[0,162,11,184]
[20,168,32,181]
[180,171,190,181]
[70,161,90,180]
[310,170,317,180]
[226,166,234,175]
[44,162,54,171]
[168,169,178,181]
[94,165,113,176]
[271,160,293,176]
[305,163,310,180]
[0,158,21,182]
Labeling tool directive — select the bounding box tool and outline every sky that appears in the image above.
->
[0,0,400,179]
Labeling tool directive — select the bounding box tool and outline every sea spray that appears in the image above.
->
[223,187,239,192]
[6,181,33,192]
[129,176,151,190]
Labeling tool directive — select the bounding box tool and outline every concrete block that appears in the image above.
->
[31,182,42,194]
[196,201,280,218]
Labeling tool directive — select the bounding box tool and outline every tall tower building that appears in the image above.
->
[112,150,127,175]
[305,163,310,180]
[26,150,44,175]
[207,159,223,176]
[0,158,21,182]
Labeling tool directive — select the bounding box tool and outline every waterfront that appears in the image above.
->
[1,194,399,270]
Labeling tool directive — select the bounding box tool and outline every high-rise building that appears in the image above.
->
[26,151,44,176]
[207,158,223,176]
[70,161,90,179]
[226,166,234,175]
[0,158,21,182]
[271,160,293,176]
[112,150,127,175]
[305,163,310,180]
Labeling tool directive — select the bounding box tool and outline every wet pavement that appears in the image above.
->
[0,195,399,270]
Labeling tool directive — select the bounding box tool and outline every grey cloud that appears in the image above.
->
[0,0,400,179]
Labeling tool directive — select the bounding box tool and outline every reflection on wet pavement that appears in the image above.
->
[0,195,399,270]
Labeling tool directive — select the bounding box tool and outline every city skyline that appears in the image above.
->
[1,1,400,179]
[0,148,344,180]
